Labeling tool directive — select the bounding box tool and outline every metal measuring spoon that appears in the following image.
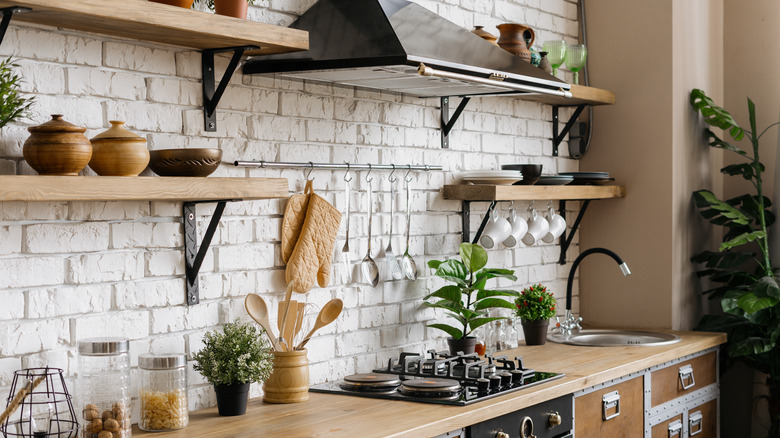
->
[401,172,417,281]
[341,166,352,280]
[361,169,379,287]
[385,167,403,280]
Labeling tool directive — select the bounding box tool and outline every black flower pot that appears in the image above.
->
[214,382,251,416]
[447,336,477,355]
[521,319,549,345]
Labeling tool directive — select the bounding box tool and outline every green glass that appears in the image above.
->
[565,44,587,85]
[542,40,567,77]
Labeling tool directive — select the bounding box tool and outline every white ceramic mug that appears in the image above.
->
[503,207,528,247]
[542,207,567,243]
[522,207,550,245]
[480,209,512,249]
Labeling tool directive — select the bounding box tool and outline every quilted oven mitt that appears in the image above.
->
[281,180,313,264]
[285,185,342,293]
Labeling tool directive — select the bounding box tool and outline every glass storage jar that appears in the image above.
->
[138,353,188,431]
[77,337,131,438]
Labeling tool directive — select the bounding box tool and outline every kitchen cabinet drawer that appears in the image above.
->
[687,399,717,438]
[575,376,643,437]
[651,414,683,438]
[651,352,716,406]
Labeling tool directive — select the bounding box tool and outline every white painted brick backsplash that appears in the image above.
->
[27,285,111,318]
[26,222,110,253]
[1,319,69,356]
[72,310,150,340]
[103,42,176,75]
[68,251,143,284]
[0,357,21,386]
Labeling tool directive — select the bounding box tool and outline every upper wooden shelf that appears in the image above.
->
[0,0,309,56]
[443,184,626,201]
[0,176,289,202]
[520,84,615,106]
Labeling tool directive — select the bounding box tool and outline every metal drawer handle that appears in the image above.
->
[678,364,696,390]
[689,411,703,436]
[602,390,621,421]
[668,419,682,438]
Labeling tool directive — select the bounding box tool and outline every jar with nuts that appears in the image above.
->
[77,338,131,438]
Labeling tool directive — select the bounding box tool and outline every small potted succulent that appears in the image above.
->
[425,243,520,355]
[515,284,557,345]
[192,320,273,416]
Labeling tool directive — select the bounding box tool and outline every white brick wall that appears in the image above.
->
[0,0,584,415]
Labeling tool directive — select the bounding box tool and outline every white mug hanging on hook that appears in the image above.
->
[503,203,528,247]
[542,205,567,243]
[522,205,550,245]
[480,208,512,249]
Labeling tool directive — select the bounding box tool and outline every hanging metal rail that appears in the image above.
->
[234,161,443,172]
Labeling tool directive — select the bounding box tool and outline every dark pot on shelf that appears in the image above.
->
[521,319,549,345]
[447,336,477,355]
[214,382,250,416]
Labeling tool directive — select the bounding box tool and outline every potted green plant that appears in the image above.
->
[514,284,556,345]
[425,242,520,355]
[196,0,257,19]
[689,88,780,436]
[0,57,34,131]
[192,320,273,416]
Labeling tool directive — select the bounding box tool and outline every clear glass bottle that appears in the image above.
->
[138,353,188,431]
[77,337,131,438]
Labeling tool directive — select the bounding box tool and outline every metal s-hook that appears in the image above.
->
[388,164,398,182]
[343,163,352,182]
[365,163,373,182]
[304,162,314,180]
[404,164,413,182]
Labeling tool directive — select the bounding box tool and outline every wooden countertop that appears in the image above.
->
[135,331,725,438]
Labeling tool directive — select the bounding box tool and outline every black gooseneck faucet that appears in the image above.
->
[556,247,631,335]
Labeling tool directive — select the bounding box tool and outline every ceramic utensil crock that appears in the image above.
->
[89,120,149,176]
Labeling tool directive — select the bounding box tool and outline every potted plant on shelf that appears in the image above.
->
[195,0,257,19]
[192,320,273,416]
[425,242,520,355]
[515,284,556,345]
[0,57,34,131]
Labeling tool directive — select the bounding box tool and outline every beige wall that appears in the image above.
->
[578,0,723,329]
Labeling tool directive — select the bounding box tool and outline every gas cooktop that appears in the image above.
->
[309,350,564,406]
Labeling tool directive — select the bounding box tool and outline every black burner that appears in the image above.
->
[339,373,401,393]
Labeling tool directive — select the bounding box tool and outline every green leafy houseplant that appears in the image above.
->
[425,243,520,344]
[0,57,34,130]
[192,320,273,386]
[689,88,780,437]
[515,284,556,322]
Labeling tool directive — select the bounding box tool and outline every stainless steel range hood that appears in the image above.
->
[242,0,572,98]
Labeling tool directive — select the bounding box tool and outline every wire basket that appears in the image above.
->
[1,368,79,438]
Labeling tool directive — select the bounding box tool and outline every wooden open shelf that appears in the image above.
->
[443,184,626,201]
[0,0,309,56]
[520,84,615,106]
[0,176,289,202]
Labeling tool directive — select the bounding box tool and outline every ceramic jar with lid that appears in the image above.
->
[89,121,149,176]
[77,337,131,438]
[138,353,188,431]
[23,114,92,175]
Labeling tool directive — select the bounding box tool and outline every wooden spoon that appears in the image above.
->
[295,298,343,350]
[245,293,282,351]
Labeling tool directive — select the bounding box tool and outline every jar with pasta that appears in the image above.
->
[138,353,188,431]
[77,338,131,438]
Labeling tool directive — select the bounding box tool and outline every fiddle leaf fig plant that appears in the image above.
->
[689,88,780,436]
[424,243,520,340]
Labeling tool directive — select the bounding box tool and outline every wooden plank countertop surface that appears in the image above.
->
[134,331,725,438]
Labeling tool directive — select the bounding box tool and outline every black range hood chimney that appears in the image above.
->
[243,0,572,98]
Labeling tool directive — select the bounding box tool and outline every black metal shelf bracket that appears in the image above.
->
[441,96,472,148]
[557,199,590,264]
[183,199,240,305]
[552,104,587,156]
[202,45,258,132]
[0,7,31,46]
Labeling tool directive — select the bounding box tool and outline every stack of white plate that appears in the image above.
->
[461,170,523,185]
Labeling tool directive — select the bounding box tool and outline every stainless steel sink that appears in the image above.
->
[548,329,681,347]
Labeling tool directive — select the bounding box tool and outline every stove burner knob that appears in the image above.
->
[510,369,525,385]
[489,375,501,391]
[494,432,510,438]
[499,372,512,388]
[520,416,535,438]
[476,378,490,393]
[548,411,562,427]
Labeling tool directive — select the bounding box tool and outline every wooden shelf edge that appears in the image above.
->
[521,84,615,106]
[443,184,626,201]
[0,0,309,56]
[0,176,289,202]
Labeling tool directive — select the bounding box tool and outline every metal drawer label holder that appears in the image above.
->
[689,410,703,436]
[678,364,696,390]
[602,390,621,421]
[667,419,682,438]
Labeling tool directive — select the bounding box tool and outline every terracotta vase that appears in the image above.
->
[214,0,249,19]
[496,23,536,63]
[23,115,92,176]
[471,26,497,45]
[89,121,150,177]
[521,319,549,345]
[263,349,309,403]
[148,0,195,8]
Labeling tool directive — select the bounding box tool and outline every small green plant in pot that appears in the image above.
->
[0,57,34,131]
[192,320,273,416]
[515,284,556,345]
[425,243,520,355]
